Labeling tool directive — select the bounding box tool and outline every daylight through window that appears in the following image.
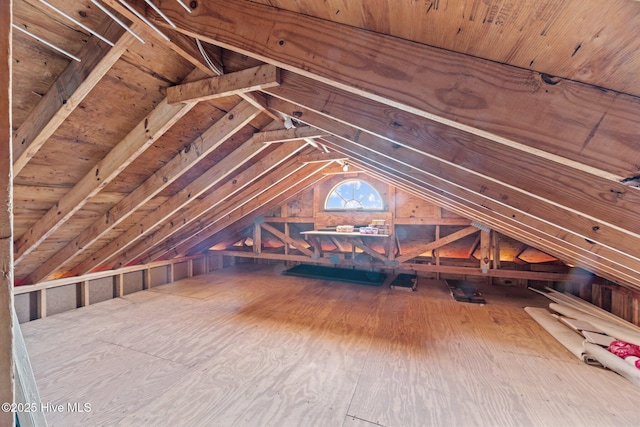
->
[325,179,383,210]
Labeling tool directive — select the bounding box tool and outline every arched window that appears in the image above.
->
[325,179,384,210]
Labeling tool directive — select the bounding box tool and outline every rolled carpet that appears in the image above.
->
[583,342,640,388]
[525,307,600,365]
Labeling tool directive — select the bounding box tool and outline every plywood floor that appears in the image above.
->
[22,264,640,427]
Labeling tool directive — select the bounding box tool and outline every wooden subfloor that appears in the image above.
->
[22,264,640,427]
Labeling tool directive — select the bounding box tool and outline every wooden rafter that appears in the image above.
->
[172,162,330,258]
[100,0,284,124]
[158,0,639,179]
[331,145,640,289]
[107,138,309,266]
[12,18,135,176]
[266,96,640,275]
[25,101,258,284]
[167,64,280,104]
[136,148,318,263]
[69,102,261,276]
[13,67,208,266]
[315,134,640,286]
[264,74,640,258]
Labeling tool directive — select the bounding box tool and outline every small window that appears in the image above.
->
[325,179,384,210]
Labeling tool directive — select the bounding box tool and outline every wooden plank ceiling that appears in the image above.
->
[9,0,640,290]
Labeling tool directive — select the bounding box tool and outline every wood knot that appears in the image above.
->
[435,86,487,110]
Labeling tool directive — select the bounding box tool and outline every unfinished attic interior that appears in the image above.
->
[2,0,640,425]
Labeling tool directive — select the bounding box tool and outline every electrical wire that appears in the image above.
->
[12,24,81,62]
[38,0,115,46]
[196,38,223,76]
[90,0,145,44]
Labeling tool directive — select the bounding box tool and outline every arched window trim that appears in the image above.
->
[324,178,384,211]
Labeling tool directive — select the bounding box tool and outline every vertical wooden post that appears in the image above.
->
[79,281,90,307]
[114,273,124,297]
[202,254,208,275]
[36,290,46,319]
[253,222,262,255]
[144,268,151,290]
[187,259,193,278]
[480,230,491,274]
[434,225,440,280]
[0,0,15,422]
[169,262,175,282]
[284,223,290,256]
[492,231,501,270]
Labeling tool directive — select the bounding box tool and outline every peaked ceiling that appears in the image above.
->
[9,0,640,291]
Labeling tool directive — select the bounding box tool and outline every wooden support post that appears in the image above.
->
[200,255,207,276]
[435,225,440,280]
[168,263,175,283]
[80,280,90,308]
[36,290,46,320]
[187,259,193,278]
[253,222,262,255]
[114,273,124,297]
[480,230,491,275]
[0,0,14,420]
[284,223,290,255]
[492,231,501,270]
[144,268,151,290]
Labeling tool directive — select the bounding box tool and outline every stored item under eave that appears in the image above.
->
[446,280,486,304]
[390,273,417,291]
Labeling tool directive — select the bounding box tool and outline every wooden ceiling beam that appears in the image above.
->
[353,158,639,287]
[252,126,329,144]
[324,143,640,289]
[331,141,640,279]
[157,0,640,179]
[69,103,261,276]
[296,152,347,164]
[100,0,284,124]
[24,101,258,284]
[109,139,310,266]
[136,148,317,263]
[265,85,640,260]
[167,64,280,104]
[13,67,208,266]
[12,18,136,176]
[168,162,329,258]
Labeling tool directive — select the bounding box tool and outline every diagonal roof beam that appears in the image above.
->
[68,103,262,276]
[100,0,284,123]
[270,101,640,287]
[120,139,310,266]
[264,78,640,260]
[395,226,479,263]
[13,67,207,266]
[13,17,136,176]
[317,138,640,289]
[165,161,329,259]
[157,0,640,180]
[23,100,257,284]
